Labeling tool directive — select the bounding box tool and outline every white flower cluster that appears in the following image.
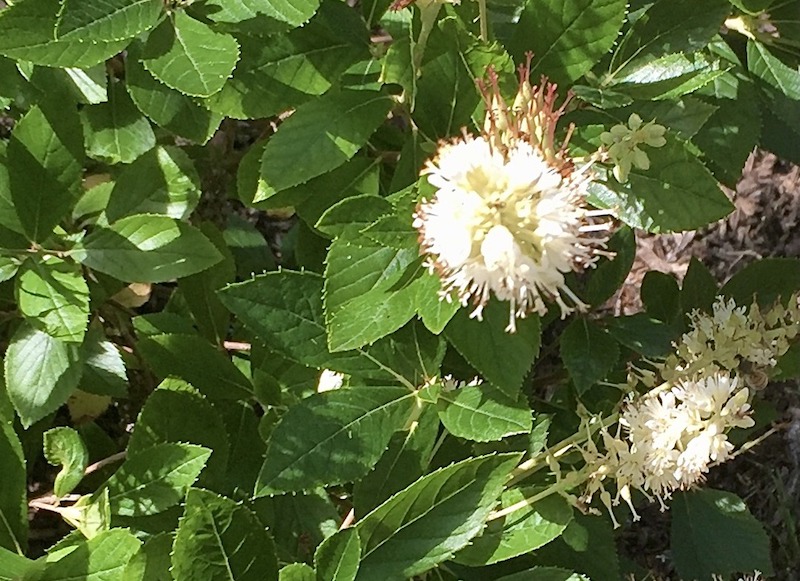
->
[638,293,800,389]
[413,58,613,332]
[578,294,800,524]
[581,372,754,526]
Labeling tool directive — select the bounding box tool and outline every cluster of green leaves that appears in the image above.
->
[0,0,799,579]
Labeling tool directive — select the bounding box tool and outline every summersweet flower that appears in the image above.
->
[581,371,753,524]
[413,57,613,332]
[576,294,798,525]
[600,114,666,182]
[655,293,800,388]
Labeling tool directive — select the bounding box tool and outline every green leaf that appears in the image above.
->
[641,270,681,323]
[81,327,129,397]
[223,215,277,277]
[0,143,24,235]
[315,194,392,239]
[560,319,620,394]
[720,258,800,307]
[5,323,84,428]
[534,513,619,581]
[280,564,316,581]
[105,442,211,517]
[694,74,761,187]
[415,272,460,335]
[571,85,633,109]
[27,64,109,105]
[510,0,627,85]
[365,321,445,387]
[0,258,18,284]
[322,233,415,304]
[217,401,266,498]
[205,1,369,120]
[0,548,40,581]
[613,53,728,100]
[315,528,361,581]
[361,214,418,250]
[219,271,433,382]
[324,238,420,352]
[43,427,89,497]
[747,40,800,100]
[73,214,223,282]
[774,341,800,381]
[0,422,26,554]
[255,387,414,495]
[327,286,419,352]
[605,314,676,357]
[178,223,236,344]
[106,146,201,222]
[455,493,572,565]
[257,90,392,200]
[414,20,513,140]
[354,453,522,580]
[138,334,253,400]
[496,567,588,581]
[142,12,240,98]
[133,312,197,337]
[584,226,635,306]
[587,138,733,233]
[381,24,414,104]
[353,407,440,515]
[252,491,340,564]
[122,532,171,581]
[759,90,800,165]
[680,257,718,314]
[60,489,111,541]
[126,43,222,144]
[0,0,129,67]
[671,489,774,580]
[127,380,230,488]
[16,257,89,344]
[40,529,141,581]
[7,105,84,242]
[445,301,541,397]
[56,0,163,42]
[609,0,730,77]
[172,488,278,581]
[294,158,381,224]
[617,97,718,140]
[196,0,321,33]
[438,385,532,442]
[81,80,156,165]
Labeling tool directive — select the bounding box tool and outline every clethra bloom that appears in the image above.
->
[413,56,613,332]
[580,371,754,526]
[634,292,800,390]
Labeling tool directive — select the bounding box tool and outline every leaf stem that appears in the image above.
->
[477,0,488,42]
[488,472,584,521]
[507,412,619,487]
[413,4,442,71]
